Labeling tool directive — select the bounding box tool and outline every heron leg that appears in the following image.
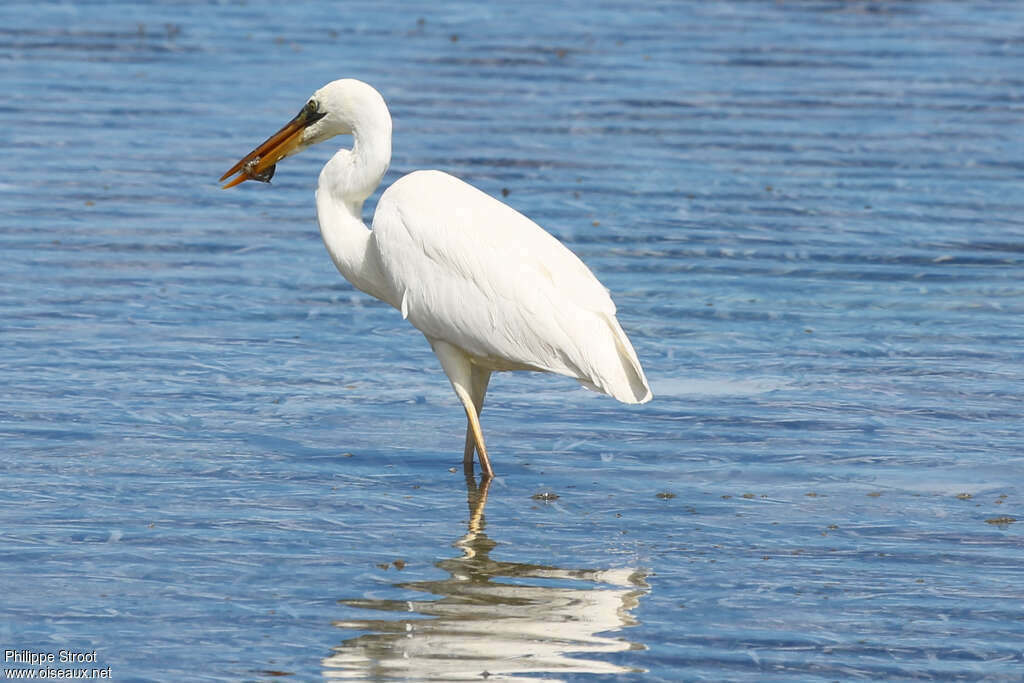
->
[462,365,492,466]
[462,427,475,466]
[430,340,495,478]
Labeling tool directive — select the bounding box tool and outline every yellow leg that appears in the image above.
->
[463,427,475,468]
[430,339,494,478]
[462,364,491,468]
[459,398,493,478]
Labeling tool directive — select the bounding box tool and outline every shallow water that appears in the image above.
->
[2,1,1023,680]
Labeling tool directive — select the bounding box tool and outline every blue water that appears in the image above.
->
[2,1,1023,680]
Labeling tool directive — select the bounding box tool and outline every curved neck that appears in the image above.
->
[315,112,395,306]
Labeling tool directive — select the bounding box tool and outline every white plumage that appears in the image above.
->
[222,79,651,477]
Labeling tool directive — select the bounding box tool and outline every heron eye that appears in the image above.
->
[306,99,319,114]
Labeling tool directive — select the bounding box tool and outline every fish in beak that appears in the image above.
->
[220,100,326,189]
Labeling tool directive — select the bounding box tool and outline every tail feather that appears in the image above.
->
[576,314,652,404]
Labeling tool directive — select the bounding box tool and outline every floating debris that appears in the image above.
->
[531,491,559,501]
[985,516,1016,526]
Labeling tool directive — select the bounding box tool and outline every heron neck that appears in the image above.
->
[315,125,394,305]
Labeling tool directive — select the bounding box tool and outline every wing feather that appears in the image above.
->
[371,170,650,402]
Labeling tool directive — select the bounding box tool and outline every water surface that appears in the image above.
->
[1,1,1022,680]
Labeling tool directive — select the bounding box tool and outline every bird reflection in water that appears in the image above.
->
[323,474,649,680]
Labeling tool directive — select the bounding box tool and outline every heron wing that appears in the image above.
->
[371,170,650,403]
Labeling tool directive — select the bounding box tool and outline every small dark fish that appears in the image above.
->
[251,164,275,183]
[242,156,275,183]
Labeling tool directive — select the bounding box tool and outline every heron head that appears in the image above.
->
[220,79,388,189]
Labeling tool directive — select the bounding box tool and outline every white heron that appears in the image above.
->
[221,79,651,478]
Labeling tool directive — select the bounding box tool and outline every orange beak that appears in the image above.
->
[220,102,326,189]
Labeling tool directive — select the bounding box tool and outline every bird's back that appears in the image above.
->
[371,170,651,404]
